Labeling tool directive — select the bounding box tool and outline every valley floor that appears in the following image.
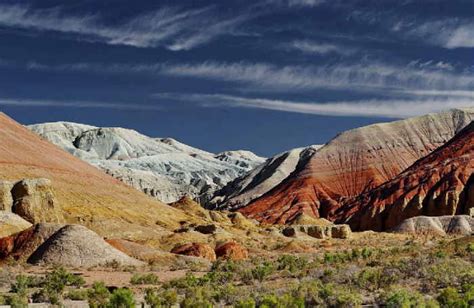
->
[0,232,472,307]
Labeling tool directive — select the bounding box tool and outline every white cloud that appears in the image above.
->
[289,40,356,56]
[0,4,252,50]
[392,19,474,49]
[160,61,474,92]
[153,93,474,118]
[0,98,161,111]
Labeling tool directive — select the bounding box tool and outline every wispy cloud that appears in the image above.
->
[160,61,474,92]
[154,93,474,118]
[0,98,161,111]
[0,4,253,50]
[267,0,327,7]
[393,19,474,49]
[23,59,474,93]
[289,40,356,56]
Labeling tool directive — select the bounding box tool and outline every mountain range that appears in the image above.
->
[28,122,264,204]
[25,108,474,232]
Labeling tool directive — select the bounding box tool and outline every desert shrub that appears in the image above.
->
[88,281,111,308]
[10,275,30,298]
[130,273,160,285]
[66,289,89,300]
[36,267,85,304]
[5,294,28,308]
[251,262,275,282]
[428,259,473,288]
[145,288,178,308]
[437,287,465,308]
[234,297,256,308]
[181,286,213,308]
[382,287,437,308]
[109,288,135,308]
[165,273,200,289]
[277,255,308,274]
[354,268,396,291]
[319,283,362,308]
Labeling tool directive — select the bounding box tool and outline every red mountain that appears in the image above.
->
[238,108,474,224]
[334,121,474,231]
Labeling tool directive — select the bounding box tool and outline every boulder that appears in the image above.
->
[282,224,351,239]
[0,181,13,211]
[0,212,32,238]
[171,243,216,261]
[194,224,217,235]
[228,212,257,229]
[215,241,249,261]
[11,179,64,224]
[28,224,143,267]
[331,225,352,239]
[0,223,63,261]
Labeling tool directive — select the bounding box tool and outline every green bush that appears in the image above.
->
[354,268,396,291]
[251,262,275,282]
[145,288,178,308]
[88,281,111,308]
[108,288,135,308]
[383,287,437,308]
[66,289,89,301]
[130,273,160,285]
[5,294,28,308]
[234,298,256,308]
[437,287,470,308]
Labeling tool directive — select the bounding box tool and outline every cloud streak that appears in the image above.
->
[0,98,161,111]
[288,40,356,56]
[160,61,474,92]
[0,4,253,50]
[154,93,474,118]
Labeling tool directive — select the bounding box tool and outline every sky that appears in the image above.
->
[0,0,473,156]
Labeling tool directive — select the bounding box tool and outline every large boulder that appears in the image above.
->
[215,241,249,261]
[0,212,32,238]
[331,225,352,239]
[11,179,64,224]
[0,223,63,261]
[0,181,13,211]
[28,224,143,267]
[171,243,216,261]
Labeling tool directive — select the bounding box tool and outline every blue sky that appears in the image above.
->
[0,0,473,156]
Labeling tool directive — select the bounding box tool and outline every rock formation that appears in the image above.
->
[209,146,322,210]
[0,112,209,240]
[0,212,32,238]
[391,215,474,236]
[282,224,352,239]
[215,241,249,260]
[27,224,143,267]
[335,121,474,231]
[0,223,63,261]
[0,181,13,211]
[170,243,216,261]
[28,122,264,204]
[237,108,474,224]
[11,179,64,224]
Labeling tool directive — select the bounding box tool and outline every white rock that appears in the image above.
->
[28,122,265,204]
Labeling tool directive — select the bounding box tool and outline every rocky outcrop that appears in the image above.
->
[28,225,143,267]
[29,122,264,204]
[209,146,322,210]
[215,241,249,260]
[0,181,13,211]
[0,112,211,241]
[0,223,64,261]
[392,215,474,236]
[336,121,474,231]
[0,212,32,238]
[11,179,64,224]
[238,108,474,224]
[171,243,216,261]
[282,224,351,239]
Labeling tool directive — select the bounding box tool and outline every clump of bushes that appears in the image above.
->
[130,273,160,285]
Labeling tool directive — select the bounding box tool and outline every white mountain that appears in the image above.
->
[28,122,265,204]
[208,144,323,210]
